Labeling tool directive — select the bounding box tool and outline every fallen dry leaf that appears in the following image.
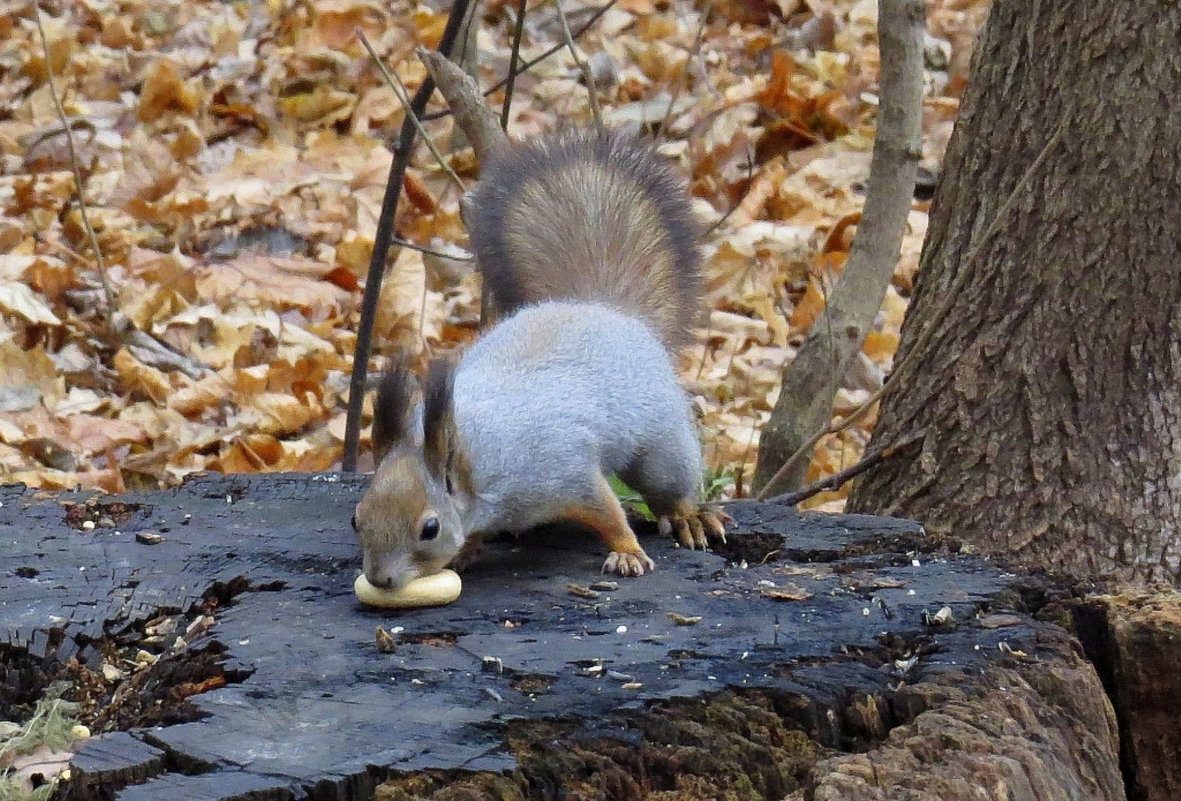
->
[0,0,987,501]
[761,585,814,602]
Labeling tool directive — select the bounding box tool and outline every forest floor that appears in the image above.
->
[0,0,988,507]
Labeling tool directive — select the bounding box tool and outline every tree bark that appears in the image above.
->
[848,0,1181,585]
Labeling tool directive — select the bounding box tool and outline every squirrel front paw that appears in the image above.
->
[658,502,729,550]
[602,549,655,576]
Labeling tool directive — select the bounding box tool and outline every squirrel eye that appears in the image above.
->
[350,514,358,531]
[420,517,440,542]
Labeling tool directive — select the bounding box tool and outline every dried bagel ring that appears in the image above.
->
[354,570,462,608]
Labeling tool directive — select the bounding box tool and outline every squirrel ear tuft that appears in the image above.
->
[422,357,457,480]
[372,357,419,465]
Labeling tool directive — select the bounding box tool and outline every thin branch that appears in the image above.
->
[419,47,509,164]
[343,0,473,473]
[420,0,618,123]
[886,117,1070,389]
[755,118,1070,500]
[762,428,926,507]
[32,3,114,323]
[693,148,753,384]
[492,0,616,94]
[704,148,755,237]
[357,29,466,192]
[655,1,711,142]
[754,381,883,500]
[501,0,529,130]
[554,0,603,129]
[21,118,97,158]
[391,236,474,261]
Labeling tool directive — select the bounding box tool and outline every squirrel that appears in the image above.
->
[351,128,727,591]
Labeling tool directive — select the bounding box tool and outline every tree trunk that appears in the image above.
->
[847,0,1181,585]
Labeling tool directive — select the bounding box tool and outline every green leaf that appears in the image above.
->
[608,475,654,521]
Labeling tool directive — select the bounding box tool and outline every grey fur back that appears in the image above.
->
[464,129,702,350]
[452,302,702,535]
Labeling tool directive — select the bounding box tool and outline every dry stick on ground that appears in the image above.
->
[358,30,466,193]
[32,4,113,324]
[755,381,885,501]
[501,0,529,130]
[752,0,926,498]
[755,117,1070,503]
[342,0,472,473]
[703,148,754,240]
[553,0,603,129]
[693,150,754,383]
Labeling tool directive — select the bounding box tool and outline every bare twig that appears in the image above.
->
[419,48,509,164]
[755,381,884,500]
[694,150,755,383]
[391,237,474,261]
[655,2,712,142]
[762,428,926,506]
[417,47,510,329]
[489,0,617,95]
[554,0,603,129]
[343,0,473,473]
[885,117,1070,389]
[20,118,97,158]
[114,315,210,380]
[449,0,482,154]
[703,148,755,238]
[420,0,619,123]
[32,4,114,322]
[358,30,466,192]
[501,0,529,130]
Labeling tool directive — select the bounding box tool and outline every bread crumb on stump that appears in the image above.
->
[354,570,462,609]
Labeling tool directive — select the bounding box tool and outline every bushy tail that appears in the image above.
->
[464,129,703,351]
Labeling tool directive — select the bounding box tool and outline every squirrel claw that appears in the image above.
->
[660,505,728,550]
[603,550,655,577]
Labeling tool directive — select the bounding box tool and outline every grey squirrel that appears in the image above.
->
[352,129,727,591]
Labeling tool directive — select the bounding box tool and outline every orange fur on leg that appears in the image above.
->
[562,474,655,577]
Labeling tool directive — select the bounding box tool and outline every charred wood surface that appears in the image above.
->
[0,474,1122,800]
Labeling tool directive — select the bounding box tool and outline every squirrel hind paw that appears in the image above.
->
[659,505,729,550]
[602,550,655,577]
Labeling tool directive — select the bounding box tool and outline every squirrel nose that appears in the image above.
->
[368,573,394,589]
[363,550,411,590]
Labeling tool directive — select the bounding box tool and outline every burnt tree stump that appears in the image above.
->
[0,473,1124,801]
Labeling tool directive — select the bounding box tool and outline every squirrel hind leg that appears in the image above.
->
[651,497,729,551]
[562,472,655,577]
[619,458,728,551]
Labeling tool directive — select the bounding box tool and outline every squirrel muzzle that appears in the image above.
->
[353,445,464,589]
